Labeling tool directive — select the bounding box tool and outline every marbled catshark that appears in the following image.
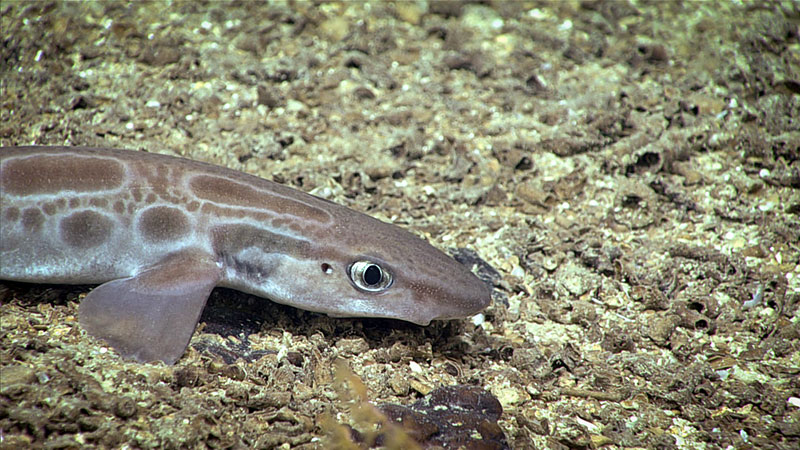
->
[0,146,490,364]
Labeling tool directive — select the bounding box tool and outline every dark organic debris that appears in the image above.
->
[379,385,508,450]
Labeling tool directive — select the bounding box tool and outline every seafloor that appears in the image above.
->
[1,1,798,449]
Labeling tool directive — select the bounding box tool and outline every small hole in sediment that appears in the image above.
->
[321,263,333,274]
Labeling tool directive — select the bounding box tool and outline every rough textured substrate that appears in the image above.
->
[1,2,798,449]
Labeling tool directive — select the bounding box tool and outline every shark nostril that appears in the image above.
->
[321,263,333,274]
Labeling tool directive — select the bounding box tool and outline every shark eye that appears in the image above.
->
[349,261,393,292]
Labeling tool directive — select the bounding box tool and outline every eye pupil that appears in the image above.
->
[363,265,382,285]
[349,260,393,292]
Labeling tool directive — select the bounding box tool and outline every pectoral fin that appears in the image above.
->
[79,249,223,364]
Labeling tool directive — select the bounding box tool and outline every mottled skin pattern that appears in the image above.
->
[0,146,491,363]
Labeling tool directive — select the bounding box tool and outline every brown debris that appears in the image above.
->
[327,363,507,449]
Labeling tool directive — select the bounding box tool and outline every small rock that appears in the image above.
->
[648,314,679,346]
[380,385,508,448]
[336,337,369,356]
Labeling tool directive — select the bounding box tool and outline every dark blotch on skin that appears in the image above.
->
[90,198,108,208]
[211,223,310,256]
[190,175,330,223]
[60,210,113,248]
[1,155,124,195]
[4,206,20,223]
[21,208,45,233]
[42,202,57,216]
[137,206,190,242]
